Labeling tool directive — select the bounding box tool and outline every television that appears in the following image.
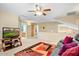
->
[2,27,20,38]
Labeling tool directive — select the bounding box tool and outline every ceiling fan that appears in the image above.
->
[28,5,51,16]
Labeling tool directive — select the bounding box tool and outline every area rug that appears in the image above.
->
[15,49,43,56]
[15,42,55,56]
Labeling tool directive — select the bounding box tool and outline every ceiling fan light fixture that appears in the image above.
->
[35,11,43,16]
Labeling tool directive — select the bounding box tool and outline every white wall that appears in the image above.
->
[0,11,19,38]
[38,32,75,45]
[38,22,59,32]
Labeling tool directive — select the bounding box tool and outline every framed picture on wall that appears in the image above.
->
[42,25,46,32]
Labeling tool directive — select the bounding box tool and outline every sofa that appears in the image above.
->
[51,35,79,56]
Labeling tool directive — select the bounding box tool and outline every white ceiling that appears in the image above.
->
[0,3,78,22]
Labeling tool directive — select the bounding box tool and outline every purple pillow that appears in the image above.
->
[63,36,73,44]
[58,42,77,56]
[65,42,78,49]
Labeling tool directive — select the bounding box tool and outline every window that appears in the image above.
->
[19,22,27,32]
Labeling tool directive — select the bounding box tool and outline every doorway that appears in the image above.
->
[27,23,38,38]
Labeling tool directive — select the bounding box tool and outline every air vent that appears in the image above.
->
[67,11,79,16]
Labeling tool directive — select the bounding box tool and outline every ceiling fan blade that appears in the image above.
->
[35,5,39,8]
[28,11,35,12]
[43,12,47,16]
[43,9,51,11]
[35,4,42,11]
[34,14,37,16]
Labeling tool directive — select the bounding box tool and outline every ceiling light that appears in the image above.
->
[35,11,43,16]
